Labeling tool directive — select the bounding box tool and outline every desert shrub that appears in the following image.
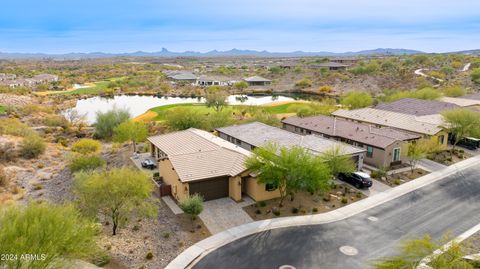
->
[179,194,204,221]
[0,118,34,137]
[162,232,170,239]
[413,87,441,100]
[19,134,46,159]
[443,86,466,97]
[258,201,267,207]
[0,166,7,187]
[71,139,102,155]
[341,91,373,109]
[317,85,332,93]
[323,196,331,202]
[0,141,17,161]
[295,78,313,89]
[341,197,348,204]
[312,208,318,213]
[273,209,281,216]
[43,115,70,129]
[291,207,299,214]
[394,179,401,185]
[69,155,106,172]
[146,252,154,260]
[255,209,261,214]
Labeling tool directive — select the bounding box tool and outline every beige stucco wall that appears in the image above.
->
[244,177,280,202]
[229,176,242,202]
[159,159,189,202]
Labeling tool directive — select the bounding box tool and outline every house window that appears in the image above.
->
[366,146,374,158]
[393,148,401,162]
[235,138,242,145]
[438,135,445,145]
[294,127,300,132]
[265,183,277,192]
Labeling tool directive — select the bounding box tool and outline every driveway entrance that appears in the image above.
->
[199,197,254,234]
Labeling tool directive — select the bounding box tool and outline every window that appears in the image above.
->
[438,135,445,145]
[366,146,374,158]
[265,183,277,192]
[235,138,242,145]
[393,148,401,162]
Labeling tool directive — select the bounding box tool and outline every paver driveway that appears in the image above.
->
[199,197,254,234]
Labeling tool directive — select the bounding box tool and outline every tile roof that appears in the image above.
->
[216,122,365,156]
[463,92,480,101]
[332,108,443,135]
[375,98,458,116]
[164,71,197,80]
[148,129,250,182]
[282,115,420,149]
[440,97,480,107]
[243,76,271,82]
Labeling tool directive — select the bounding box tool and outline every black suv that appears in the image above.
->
[338,172,373,189]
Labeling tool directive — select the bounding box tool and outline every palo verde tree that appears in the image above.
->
[245,143,332,207]
[204,86,228,112]
[321,145,356,178]
[74,168,158,235]
[0,202,99,269]
[407,142,427,174]
[442,109,480,153]
[113,120,148,152]
[372,234,475,269]
[340,91,373,109]
[94,107,131,139]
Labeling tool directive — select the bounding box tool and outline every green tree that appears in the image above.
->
[94,107,131,139]
[341,91,373,109]
[113,120,148,152]
[19,134,46,159]
[321,146,356,178]
[71,139,102,155]
[233,81,249,91]
[407,142,427,173]
[442,109,480,153]
[471,68,480,84]
[0,202,99,269]
[179,194,204,228]
[204,86,228,112]
[74,168,158,235]
[165,107,204,130]
[372,234,474,269]
[246,143,332,207]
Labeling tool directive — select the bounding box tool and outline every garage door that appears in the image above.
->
[189,177,229,201]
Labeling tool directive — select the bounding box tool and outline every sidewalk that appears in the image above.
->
[166,154,480,269]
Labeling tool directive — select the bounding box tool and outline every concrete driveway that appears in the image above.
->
[192,163,480,269]
[199,197,254,234]
[334,178,391,197]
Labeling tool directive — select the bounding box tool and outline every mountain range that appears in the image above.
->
[0,48,476,60]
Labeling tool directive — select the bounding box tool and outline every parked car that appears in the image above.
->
[141,159,157,170]
[457,137,480,150]
[338,172,373,189]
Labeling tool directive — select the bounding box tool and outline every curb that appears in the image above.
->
[166,155,480,269]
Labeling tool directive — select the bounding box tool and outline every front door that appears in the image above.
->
[393,148,401,162]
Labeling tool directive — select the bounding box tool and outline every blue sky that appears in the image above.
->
[1,0,479,53]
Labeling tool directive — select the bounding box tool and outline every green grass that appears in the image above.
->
[147,102,306,121]
[60,81,112,95]
[0,105,5,114]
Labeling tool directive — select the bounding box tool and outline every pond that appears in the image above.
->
[67,93,321,123]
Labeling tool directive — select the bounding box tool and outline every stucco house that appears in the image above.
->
[282,115,420,168]
[216,122,366,170]
[147,128,279,202]
[243,76,271,86]
[332,108,449,148]
[309,62,349,71]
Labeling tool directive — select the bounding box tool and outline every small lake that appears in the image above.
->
[67,94,320,123]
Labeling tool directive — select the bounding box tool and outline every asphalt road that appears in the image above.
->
[193,165,480,269]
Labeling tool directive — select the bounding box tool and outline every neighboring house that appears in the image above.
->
[31,74,58,84]
[216,122,366,170]
[243,76,272,86]
[332,108,449,147]
[147,128,280,202]
[279,62,298,69]
[330,58,358,65]
[196,76,230,87]
[163,71,198,83]
[440,96,480,109]
[309,62,349,71]
[0,73,16,81]
[375,98,459,116]
[282,115,420,168]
